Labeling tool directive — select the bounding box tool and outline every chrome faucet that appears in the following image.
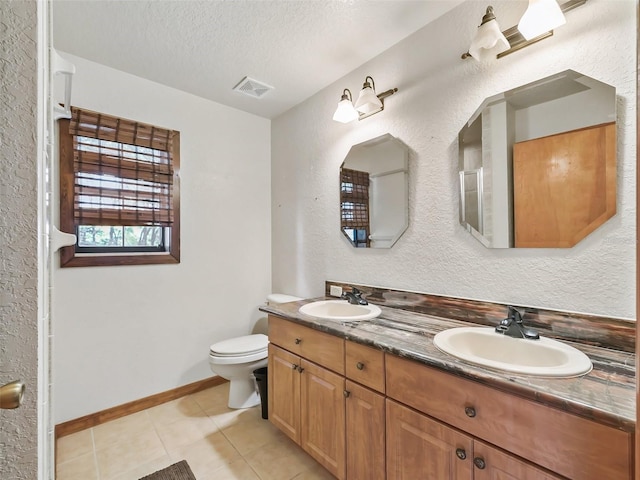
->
[341,287,368,305]
[495,306,539,340]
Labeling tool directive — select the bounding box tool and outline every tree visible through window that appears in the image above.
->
[58,107,180,267]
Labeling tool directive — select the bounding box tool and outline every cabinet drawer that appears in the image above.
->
[269,315,345,374]
[386,354,632,480]
[345,341,385,393]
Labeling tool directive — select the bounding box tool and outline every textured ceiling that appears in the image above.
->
[52,0,464,119]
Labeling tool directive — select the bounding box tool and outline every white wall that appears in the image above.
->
[53,54,272,423]
[272,0,636,319]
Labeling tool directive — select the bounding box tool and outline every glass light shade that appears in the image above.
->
[354,86,383,114]
[518,0,566,41]
[468,19,510,61]
[333,97,359,123]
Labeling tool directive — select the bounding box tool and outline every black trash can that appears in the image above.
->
[253,367,268,419]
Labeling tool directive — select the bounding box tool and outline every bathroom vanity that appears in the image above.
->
[261,287,635,480]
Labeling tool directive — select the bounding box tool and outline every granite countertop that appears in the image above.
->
[260,297,636,432]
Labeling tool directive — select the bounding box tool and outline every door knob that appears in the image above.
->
[0,380,25,409]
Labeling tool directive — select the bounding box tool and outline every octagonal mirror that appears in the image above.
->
[340,133,409,248]
[459,70,617,248]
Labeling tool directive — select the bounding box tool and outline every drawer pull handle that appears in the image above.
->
[356,362,365,370]
[343,390,351,398]
[294,338,302,345]
[455,448,467,460]
[464,406,476,418]
[297,366,305,373]
[473,457,486,469]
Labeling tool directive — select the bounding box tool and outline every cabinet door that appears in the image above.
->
[300,359,346,480]
[268,344,301,443]
[473,441,563,480]
[387,399,473,480]
[345,380,385,480]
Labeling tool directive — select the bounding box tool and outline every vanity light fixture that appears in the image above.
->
[518,0,566,40]
[465,6,510,61]
[461,0,587,61]
[354,76,383,114]
[332,89,359,123]
[332,76,398,123]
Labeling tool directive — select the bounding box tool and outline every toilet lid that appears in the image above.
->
[210,334,269,356]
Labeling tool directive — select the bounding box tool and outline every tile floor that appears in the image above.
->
[56,382,335,480]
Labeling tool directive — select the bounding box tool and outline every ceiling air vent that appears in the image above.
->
[232,76,274,99]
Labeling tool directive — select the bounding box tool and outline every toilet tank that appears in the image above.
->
[267,294,302,305]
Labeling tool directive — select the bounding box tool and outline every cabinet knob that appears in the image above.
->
[455,448,467,460]
[294,338,302,345]
[356,362,365,370]
[291,364,299,370]
[464,406,476,418]
[473,457,486,469]
[297,366,304,373]
[343,390,351,398]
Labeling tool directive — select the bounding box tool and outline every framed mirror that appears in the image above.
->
[340,133,409,248]
[459,70,616,248]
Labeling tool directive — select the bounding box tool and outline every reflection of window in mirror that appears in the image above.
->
[339,133,409,249]
[341,168,370,247]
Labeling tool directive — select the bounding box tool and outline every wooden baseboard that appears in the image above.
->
[55,376,228,439]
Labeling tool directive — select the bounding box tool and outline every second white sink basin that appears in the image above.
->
[299,300,381,321]
[433,327,592,377]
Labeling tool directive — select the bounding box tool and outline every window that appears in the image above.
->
[59,107,180,267]
[340,168,370,247]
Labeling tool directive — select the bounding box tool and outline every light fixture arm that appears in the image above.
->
[363,76,375,90]
[461,0,587,60]
[341,88,353,102]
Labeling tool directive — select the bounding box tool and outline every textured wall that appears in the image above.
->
[0,1,40,478]
[272,0,636,319]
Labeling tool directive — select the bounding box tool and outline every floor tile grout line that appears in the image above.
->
[90,428,101,480]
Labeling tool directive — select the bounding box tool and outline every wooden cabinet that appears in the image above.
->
[345,380,385,480]
[269,317,386,480]
[269,315,345,374]
[387,399,473,480]
[386,354,633,480]
[386,399,562,480]
[268,318,347,479]
[345,340,385,393]
[269,315,632,480]
[268,344,300,443]
[473,441,563,480]
[268,343,346,479]
[300,359,346,478]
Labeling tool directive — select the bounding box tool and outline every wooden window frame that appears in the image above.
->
[58,116,181,268]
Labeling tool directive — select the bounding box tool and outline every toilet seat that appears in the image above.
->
[209,334,268,365]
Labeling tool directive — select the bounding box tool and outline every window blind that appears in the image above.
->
[69,107,175,227]
[340,168,370,231]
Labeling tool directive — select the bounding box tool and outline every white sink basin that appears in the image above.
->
[299,300,381,321]
[433,327,592,377]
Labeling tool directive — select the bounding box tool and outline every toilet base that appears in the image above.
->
[228,377,261,409]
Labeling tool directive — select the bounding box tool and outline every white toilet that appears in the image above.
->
[208,294,302,409]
